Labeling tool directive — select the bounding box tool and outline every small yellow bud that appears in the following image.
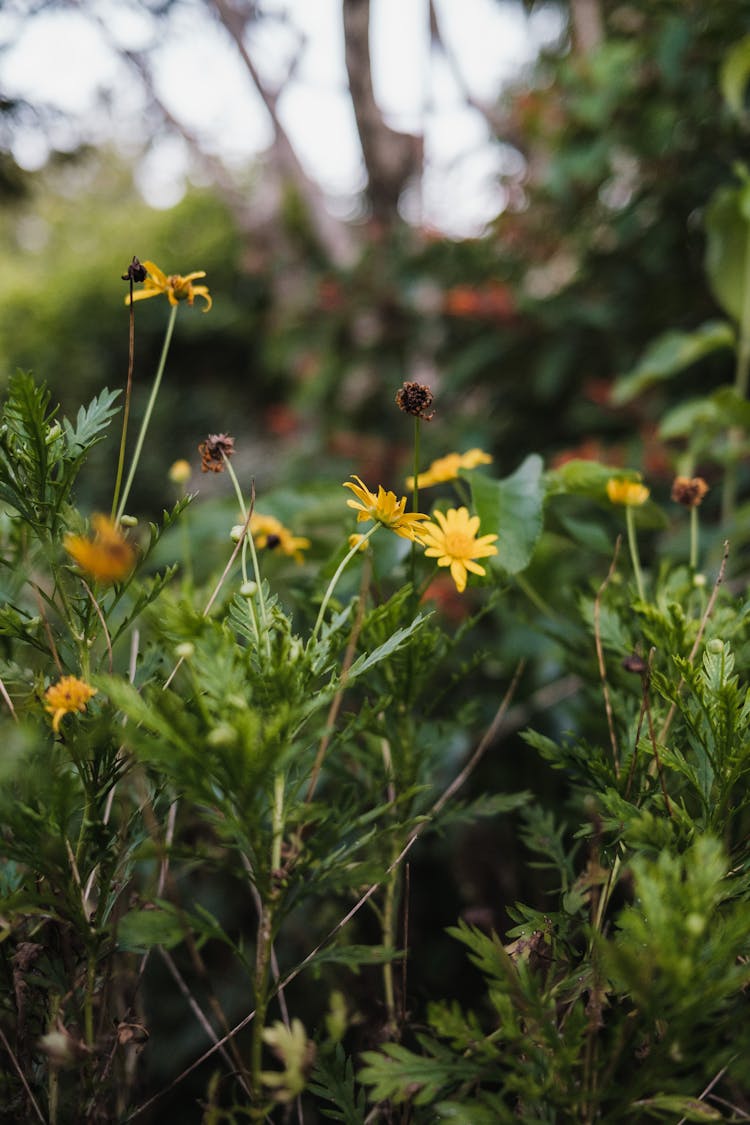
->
[169,459,192,485]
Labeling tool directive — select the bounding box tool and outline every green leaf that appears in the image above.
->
[544,458,623,499]
[705,181,750,322]
[612,322,735,404]
[309,1045,368,1125]
[117,905,186,952]
[632,1094,721,1120]
[348,615,428,680]
[303,944,400,974]
[470,454,544,575]
[63,387,121,456]
[721,35,750,121]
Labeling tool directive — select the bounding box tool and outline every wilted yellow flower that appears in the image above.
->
[606,477,650,507]
[348,533,370,552]
[250,513,310,564]
[419,506,498,593]
[343,476,427,542]
[671,475,709,508]
[64,515,135,583]
[44,676,97,734]
[125,260,212,311]
[407,448,493,490]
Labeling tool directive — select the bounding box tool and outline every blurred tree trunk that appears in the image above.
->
[342,0,423,228]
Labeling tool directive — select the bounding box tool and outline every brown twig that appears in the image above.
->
[0,1025,45,1124]
[594,536,621,778]
[0,673,18,721]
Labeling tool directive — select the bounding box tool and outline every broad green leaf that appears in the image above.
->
[659,397,721,441]
[612,322,734,404]
[545,459,625,499]
[470,454,544,575]
[705,181,750,322]
[721,35,750,120]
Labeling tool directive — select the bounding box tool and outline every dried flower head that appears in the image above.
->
[44,676,97,734]
[121,256,148,283]
[671,475,709,508]
[199,433,235,473]
[64,515,135,583]
[395,381,435,421]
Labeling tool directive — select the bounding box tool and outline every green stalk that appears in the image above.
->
[410,418,421,594]
[311,524,379,641]
[223,456,270,658]
[111,283,137,520]
[625,505,645,601]
[690,505,700,572]
[116,304,178,522]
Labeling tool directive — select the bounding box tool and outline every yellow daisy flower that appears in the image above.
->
[44,676,97,734]
[419,507,499,593]
[606,477,650,507]
[124,260,212,311]
[407,448,493,490]
[343,476,428,542]
[250,513,310,564]
[64,515,136,584]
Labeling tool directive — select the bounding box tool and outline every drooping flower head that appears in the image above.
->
[419,506,498,593]
[121,256,148,283]
[249,513,311,564]
[198,433,235,473]
[606,477,650,507]
[125,260,212,311]
[44,676,97,734]
[64,515,135,584]
[343,476,428,541]
[407,448,493,490]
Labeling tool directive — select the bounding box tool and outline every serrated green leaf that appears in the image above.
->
[471,454,544,575]
[348,615,427,679]
[63,387,121,455]
[612,322,734,404]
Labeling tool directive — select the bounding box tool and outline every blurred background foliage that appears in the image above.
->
[3,1,750,1114]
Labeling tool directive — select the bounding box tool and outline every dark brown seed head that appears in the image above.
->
[395,381,435,421]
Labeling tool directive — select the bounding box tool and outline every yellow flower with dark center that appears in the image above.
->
[419,506,499,593]
[64,515,136,584]
[343,476,428,541]
[606,477,650,507]
[124,260,212,311]
[44,676,97,734]
[250,513,310,564]
[407,448,493,490]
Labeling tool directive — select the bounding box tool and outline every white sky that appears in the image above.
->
[0,0,564,235]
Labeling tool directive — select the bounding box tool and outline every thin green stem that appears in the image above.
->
[514,571,557,618]
[271,772,284,874]
[311,524,379,641]
[111,284,136,519]
[625,505,645,601]
[690,505,699,572]
[116,303,178,522]
[410,419,421,594]
[223,457,270,656]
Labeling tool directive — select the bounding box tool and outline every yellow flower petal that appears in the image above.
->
[606,477,650,507]
[44,676,97,734]
[125,260,212,311]
[343,476,427,541]
[419,506,498,593]
[64,515,135,583]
